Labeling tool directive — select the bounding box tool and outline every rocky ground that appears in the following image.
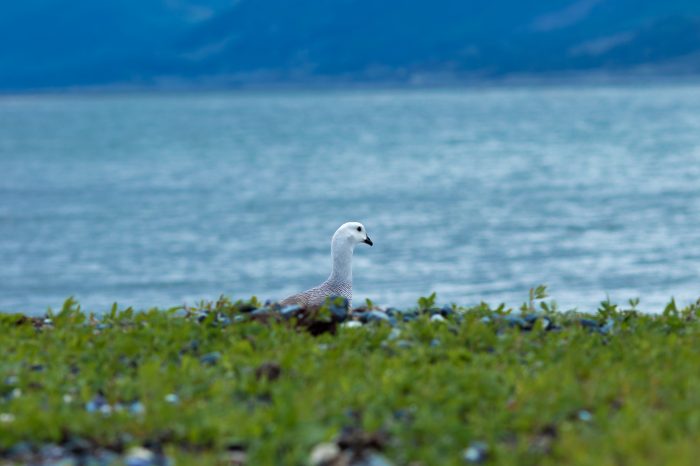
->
[1,290,700,465]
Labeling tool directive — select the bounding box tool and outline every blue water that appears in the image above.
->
[1,86,699,314]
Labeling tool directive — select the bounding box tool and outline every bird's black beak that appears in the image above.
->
[363,236,373,246]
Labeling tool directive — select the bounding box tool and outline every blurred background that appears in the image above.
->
[1,0,699,313]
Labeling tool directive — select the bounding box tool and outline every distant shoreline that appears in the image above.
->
[3,71,700,97]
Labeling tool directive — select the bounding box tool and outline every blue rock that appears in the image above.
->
[462,441,489,463]
[218,316,232,326]
[280,305,302,318]
[600,318,615,334]
[387,328,402,340]
[129,401,145,415]
[578,410,593,422]
[343,321,363,328]
[200,352,221,366]
[361,310,391,324]
[506,316,530,329]
[85,394,107,413]
[327,299,349,322]
[579,319,600,331]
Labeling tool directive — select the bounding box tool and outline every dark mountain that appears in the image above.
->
[2,0,700,90]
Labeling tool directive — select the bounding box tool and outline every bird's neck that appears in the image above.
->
[328,237,354,284]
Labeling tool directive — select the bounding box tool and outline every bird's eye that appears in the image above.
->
[357,226,362,232]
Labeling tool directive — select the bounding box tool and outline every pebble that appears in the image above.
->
[578,410,593,422]
[578,318,599,330]
[362,453,395,466]
[85,394,107,413]
[600,318,615,334]
[280,304,302,318]
[5,375,18,385]
[361,310,392,324]
[125,447,155,466]
[342,321,364,328]
[309,442,340,466]
[462,441,489,463]
[327,298,349,322]
[200,351,222,366]
[387,328,402,340]
[129,401,146,415]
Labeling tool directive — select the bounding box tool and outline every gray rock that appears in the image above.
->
[462,441,488,463]
[200,352,221,366]
[280,304,302,318]
[361,311,392,324]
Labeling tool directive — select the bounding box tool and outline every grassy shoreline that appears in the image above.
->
[2,292,700,465]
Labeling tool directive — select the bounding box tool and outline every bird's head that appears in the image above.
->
[334,222,373,247]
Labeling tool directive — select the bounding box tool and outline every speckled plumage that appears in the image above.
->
[280,222,372,310]
[280,279,353,309]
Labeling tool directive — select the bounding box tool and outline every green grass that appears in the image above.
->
[2,292,700,465]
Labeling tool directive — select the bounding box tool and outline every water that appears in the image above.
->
[1,85,699,314]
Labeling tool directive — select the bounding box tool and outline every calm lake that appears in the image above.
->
[1,85,699,314]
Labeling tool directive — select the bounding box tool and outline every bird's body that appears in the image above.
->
[280,222,372,309]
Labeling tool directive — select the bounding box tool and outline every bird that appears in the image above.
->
[280,221,373,309]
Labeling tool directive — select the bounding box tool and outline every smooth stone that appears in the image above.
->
[342,321,363,328]
[280,305,302,318]
[362,453,395,466]
[387,328,402,340]
[125,447,155,466]
[85,394,107,413]
[462,441,488,463]
[600,318,615,334]
[218,316,232,326]
[129,401,145,415]
[384,307,400,316]
[327,303,349,322]
[361,310,391,324]
[506,316,530,329]
[200,352,222,366]
[309,442,340,466]
[578,318,599,329]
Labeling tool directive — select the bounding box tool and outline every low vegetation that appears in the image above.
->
[2,288,700,465]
